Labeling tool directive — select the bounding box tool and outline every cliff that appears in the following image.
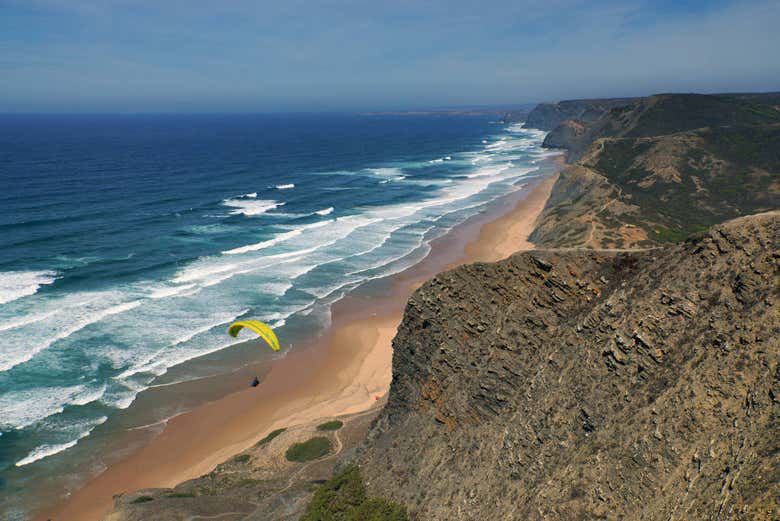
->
[531,93,780,248]
[542,93,780,161]
[523,98,635,131]
[101,93,780,521]
[357,212,779,520]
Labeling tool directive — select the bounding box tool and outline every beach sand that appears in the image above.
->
[38,172,558,521]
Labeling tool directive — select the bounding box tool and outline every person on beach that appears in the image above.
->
[250,376,259,387]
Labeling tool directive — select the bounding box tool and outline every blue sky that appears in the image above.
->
[1,0,778,112]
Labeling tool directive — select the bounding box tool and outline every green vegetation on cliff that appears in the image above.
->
[302,465,407,521]
[256,427,286,446]
[531,92,780,248]
[317,420,344,431]
[285,437,332,462]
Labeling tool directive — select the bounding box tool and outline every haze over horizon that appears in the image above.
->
[2,0,779,113]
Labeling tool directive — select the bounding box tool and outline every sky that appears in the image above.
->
[1,0,779,112]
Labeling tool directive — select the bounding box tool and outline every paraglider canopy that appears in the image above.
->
[228,320,280,351]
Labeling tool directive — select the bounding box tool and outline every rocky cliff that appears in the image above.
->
[542,93,780,161]
[357,212,779,520]
[530,93,780,249]
[302,94,780,519]
[523,98,635,131]
[101,93,780,521]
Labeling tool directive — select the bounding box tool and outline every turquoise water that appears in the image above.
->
[0,113,553,518]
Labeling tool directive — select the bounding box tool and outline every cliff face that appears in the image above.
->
[523,98,635,131]
[542,93,780,161]
[531,93,780,249]
[358,212,779,520]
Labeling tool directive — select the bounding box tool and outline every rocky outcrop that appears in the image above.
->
[358,212,779,520]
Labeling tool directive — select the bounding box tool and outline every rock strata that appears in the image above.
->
[358,212,779,521]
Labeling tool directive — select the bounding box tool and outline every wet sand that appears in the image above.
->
[38,171,558,521]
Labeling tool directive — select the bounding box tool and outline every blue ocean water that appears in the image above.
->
[0,113,552,516]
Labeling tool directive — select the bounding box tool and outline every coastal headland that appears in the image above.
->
[40,90,780,520]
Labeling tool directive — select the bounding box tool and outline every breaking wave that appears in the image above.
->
[0,270,58,305]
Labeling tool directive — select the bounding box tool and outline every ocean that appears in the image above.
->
[0,113,553,518]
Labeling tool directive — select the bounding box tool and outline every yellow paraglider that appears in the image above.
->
[228,320,280,351]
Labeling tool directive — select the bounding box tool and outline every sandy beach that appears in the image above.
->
[37,171,558,521]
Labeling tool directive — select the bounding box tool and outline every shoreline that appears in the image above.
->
[38,170,559,521]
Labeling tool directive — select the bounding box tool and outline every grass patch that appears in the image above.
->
[651,227,689,243]
[302,464,407,521]
[130,495,154,504]
[232,453,251,463]
[285,437,332,462]
[166,491,196,498]
[317,420,344,431]
[257,428,286,446]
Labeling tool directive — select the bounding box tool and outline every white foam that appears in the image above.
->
[343,225,435,277]
[223,198,283,216]
[379,175,407,184]
[0,309,59,332]
[222,220,331,255]
[223,229,305,255]
[176,245,327,292]
[367,167,404,177]
[275,184,295,190]
[0,384,104,430]
[148,284,197,299]
[116,309,251,380]
[0,270,58,305]
[71,383,108,406]
[466,164,511,178]
[315,207,334,216]
[15,416,107,467]
[0,300,143,372]
[16,440,79,467]
[173,261,245,284]
[429,156,453,164]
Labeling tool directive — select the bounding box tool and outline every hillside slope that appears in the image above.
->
[531,93,780,248]
[357,212,779,520]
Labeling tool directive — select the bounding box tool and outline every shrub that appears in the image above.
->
[166,491,196,498]
[302,464,408,521]
[257,428,286,446]
[130,495,154,504]
[350,498,408,521]
[285,437,332,462]
[317,420,344,431]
